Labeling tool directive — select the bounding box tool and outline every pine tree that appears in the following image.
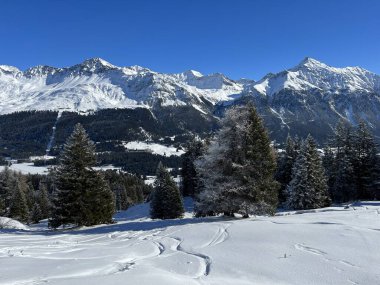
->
[38,182,50,219]
[324,120,357,203]
[31,202,42,224]
[150,162,184,219]
[9,179,29,223]
[195,104,279,217]
[50,123,115,228]
[276,135,299,204]
[0,167,16,215]
[332,155,356,202]
[113,183,129,211]
[287,135,330,210]
[181,138,204,197]
[351,121,378,199]
[306,136,331,207]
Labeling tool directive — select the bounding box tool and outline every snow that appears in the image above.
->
[0,163,50,175]
[0,201,379,284]
[0,58,244,115]
[0,217,29,230]
[123,141,185,156]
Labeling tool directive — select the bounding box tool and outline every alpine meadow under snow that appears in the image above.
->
[1,200,380,285]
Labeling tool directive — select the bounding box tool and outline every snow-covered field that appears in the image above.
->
[123,141,185,156]
[1,200,380,285]
[0,163,50,175]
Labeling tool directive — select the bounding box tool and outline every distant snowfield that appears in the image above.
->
[0,163,50,175]
[0,163,124,175]
[123,141,185,156]
[1,201,380,285]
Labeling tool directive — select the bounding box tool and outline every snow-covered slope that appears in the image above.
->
[0,217,29,230]
[253,57,380,96]
[1,201,379,284]
[0,58,243,115]
[1,57,380,143]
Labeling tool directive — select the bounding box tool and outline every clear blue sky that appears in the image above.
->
[1,0,379,79]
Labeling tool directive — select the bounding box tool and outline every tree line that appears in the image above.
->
[2,104,379,227]
[0,125,152,227]
[181,105,379,215]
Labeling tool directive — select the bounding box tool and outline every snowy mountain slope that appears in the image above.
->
[253,57,380,96]
[1,201,379,284]
[1,57,380,144]
[0,58,243,115]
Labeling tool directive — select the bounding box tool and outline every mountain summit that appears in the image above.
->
[0,57,379,142]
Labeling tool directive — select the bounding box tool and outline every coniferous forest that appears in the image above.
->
[0,104,379,227]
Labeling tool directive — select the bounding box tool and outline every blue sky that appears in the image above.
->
[1,0,379,79]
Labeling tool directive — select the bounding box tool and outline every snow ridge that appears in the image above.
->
[0,57,379,115]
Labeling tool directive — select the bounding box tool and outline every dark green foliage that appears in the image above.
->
[351,121,378,200]
[9,179,29,223]
[103,169,151,211]
[0,111,58,158]
[196,104,279,216]
[50,123,115,228]
[0,167,16,215]
[287,135,330,210]
[276,135,301,204]
[31,202,42,224]
[38,182,51,219]
[323,120,378,203]
[150,163,184,219]
[181,139,204,197]
[99,151,182,176]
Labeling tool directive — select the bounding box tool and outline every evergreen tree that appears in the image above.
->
[38,182,51,219]
[150,162,184,219]
[9,180,29,223]
[351,121,378,199]
[50,123,114,228]
[113,183,129,211]
[322,145,335,195]
[276,135,299,204]
[332,155,356,202]
[181,138,204,197]
[324,120,357,203]
[0,167,16,215]
[195,104,279,217]
[31,202,42,224]
[287,135,330,210]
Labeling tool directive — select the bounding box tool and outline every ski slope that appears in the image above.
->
[1,200,380,285]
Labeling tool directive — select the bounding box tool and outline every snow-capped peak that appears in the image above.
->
[253,57,380,96]
[183,70,203,78]
[24,65,60,77]
[70,57,117,73]
[296,57,328,69]
[0,65,21,75]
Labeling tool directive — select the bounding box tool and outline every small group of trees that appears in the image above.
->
[0,168,50,224]
[180,105,279,217]
[276,120,379,209]
[323,120,379,202]
[3,105,379,226]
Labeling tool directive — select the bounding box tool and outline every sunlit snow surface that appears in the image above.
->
[1,200,380,285]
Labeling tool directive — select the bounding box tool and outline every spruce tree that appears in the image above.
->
[9,180,29,223]
[276,135,299,204]
[50,123,115,228]
[351,121,378,199]
[150,162,184,219]
[287,135,330,210]
[0,167,16,215]
[38,182,50,219]
[31,202,42,224]
[195,104,279,217]
[181,138,204,197]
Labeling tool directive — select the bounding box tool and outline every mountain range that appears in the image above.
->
[0,57,379,165]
